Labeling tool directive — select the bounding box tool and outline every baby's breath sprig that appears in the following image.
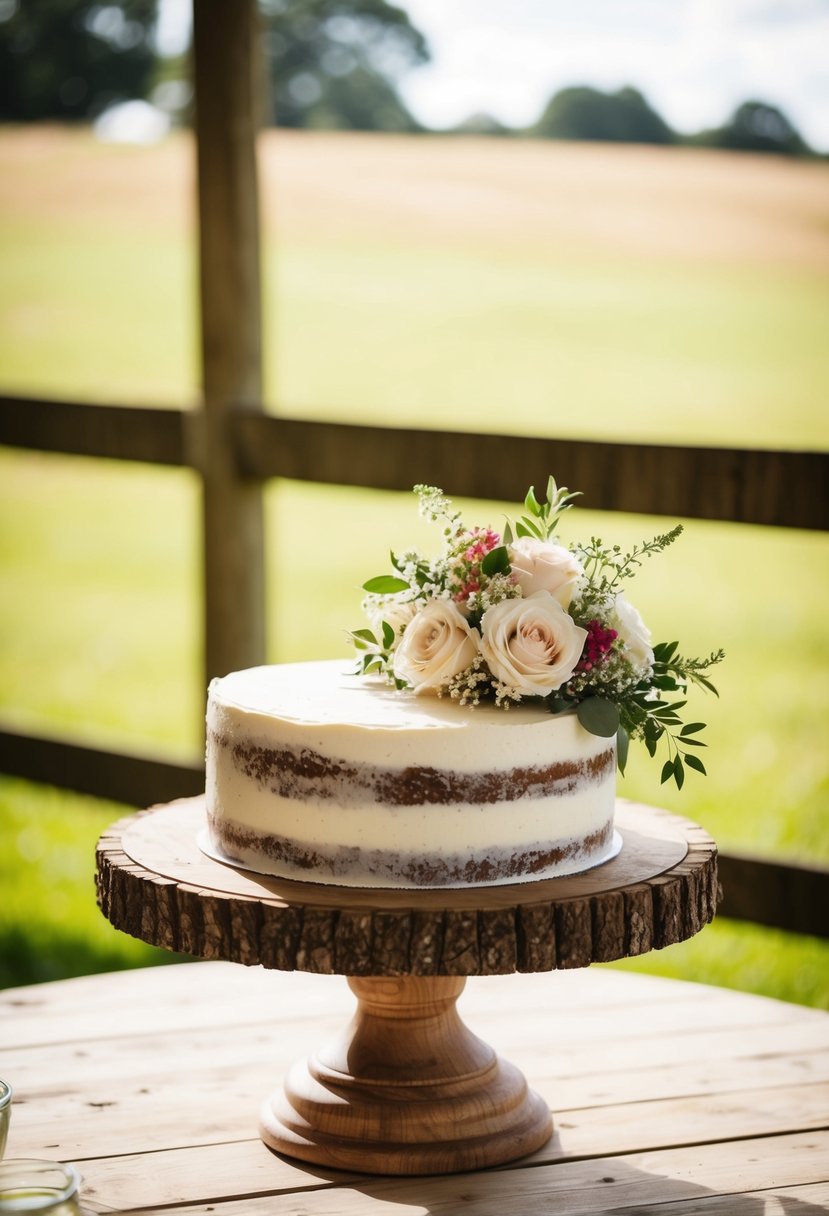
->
[414,484,463,536]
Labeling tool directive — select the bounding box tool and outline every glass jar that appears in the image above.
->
[0,1082,10,1159]
[0,1160,81,1213]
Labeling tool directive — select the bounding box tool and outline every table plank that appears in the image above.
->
[2,962,818,1046]
[73,1131,829,1215]
[3,964,828,1214]
[8,1071,828,1176]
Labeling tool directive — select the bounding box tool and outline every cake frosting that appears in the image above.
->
[205,659,617,889]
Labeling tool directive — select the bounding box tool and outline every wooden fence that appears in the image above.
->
[1,0,827,942]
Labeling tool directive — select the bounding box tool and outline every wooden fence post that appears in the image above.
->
[192,0,266,686]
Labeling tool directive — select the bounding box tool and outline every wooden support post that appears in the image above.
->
[192,0,266,685]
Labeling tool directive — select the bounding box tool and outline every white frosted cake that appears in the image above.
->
[205,659,617,889]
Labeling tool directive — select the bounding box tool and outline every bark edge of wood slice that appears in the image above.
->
[96,796,718,976]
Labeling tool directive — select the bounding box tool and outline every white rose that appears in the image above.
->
[480,592,588,697]
[508,537,583,608]
[613,592,654,672]
[366,596,417,644]
[392,600,480,692]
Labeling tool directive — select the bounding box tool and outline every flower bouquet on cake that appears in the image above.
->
[352,477,723,790]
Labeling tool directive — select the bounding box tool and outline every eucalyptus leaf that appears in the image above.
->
[660,759,674,785]
[675,715,705,734]
[684,753,707,775]
[674,756,685,789]
[481,545,510,576]
[362,575,410,595]
[577,697,620,738]
[616,723,629,775]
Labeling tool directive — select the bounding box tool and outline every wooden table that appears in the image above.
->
[3,962,828,1214]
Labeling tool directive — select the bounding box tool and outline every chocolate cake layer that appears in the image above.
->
[209,730,615,807]
[208,812,615,887]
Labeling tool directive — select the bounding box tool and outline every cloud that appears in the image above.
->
[400,0,829,148]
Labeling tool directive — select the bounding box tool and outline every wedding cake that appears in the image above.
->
[203,478,721,889]
[205,660,617,888]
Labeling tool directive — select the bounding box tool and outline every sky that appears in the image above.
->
[157,0,829,151]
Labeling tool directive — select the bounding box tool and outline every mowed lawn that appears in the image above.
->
[1,128,828,1000]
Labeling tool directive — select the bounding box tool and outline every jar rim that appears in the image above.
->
[0,1159,81,1211]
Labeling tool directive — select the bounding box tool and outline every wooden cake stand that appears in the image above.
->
[96,797,717,1176]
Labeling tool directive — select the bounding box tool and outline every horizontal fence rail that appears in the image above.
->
[717,853,829,940]
[2,394,828,530]
[0,728,203,809]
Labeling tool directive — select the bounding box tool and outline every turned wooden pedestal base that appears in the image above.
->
[259,975,552,1175]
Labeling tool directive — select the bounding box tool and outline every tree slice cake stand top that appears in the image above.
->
[96,797,718,1176]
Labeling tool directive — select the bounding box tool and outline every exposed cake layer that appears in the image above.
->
[205,660,617,888]
[207,814,616,887]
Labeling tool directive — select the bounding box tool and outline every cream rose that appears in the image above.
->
[613,593,654,673]
[392,600,480,692]
[508,537,583,608]
[480,592,588,696]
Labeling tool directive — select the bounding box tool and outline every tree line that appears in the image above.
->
[0,0,816,157]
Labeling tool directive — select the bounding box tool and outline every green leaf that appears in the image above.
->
[684,753,707,776]
[481,545,511,576]
[515,517,543,540]
[616,723,629,775]
[679,737,707,747]
[524,485,541,516]
[660,760,674,784]
[679,722,706,736]
[653,640,679,662]
[502,521,513,545]
[390,550,403,572]
[381,620,396,650]
[645,735,658,758]
[362,575,410,595]
[350,628,377,651]
[577,697,620,738]
[674,756,685,789]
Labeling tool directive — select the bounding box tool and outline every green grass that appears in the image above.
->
[1,129,828,1004]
